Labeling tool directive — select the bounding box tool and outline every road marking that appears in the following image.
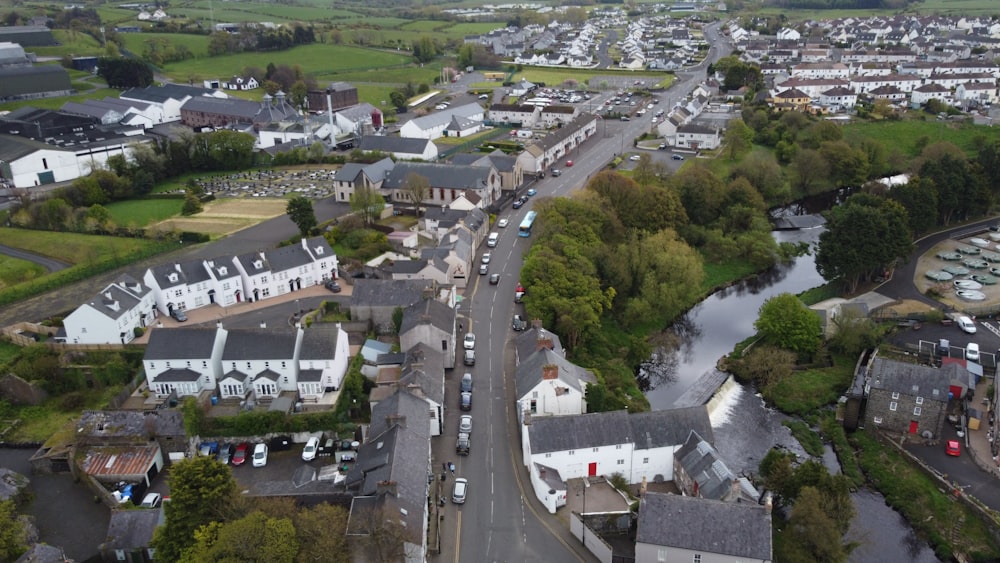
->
[453,509,462,563]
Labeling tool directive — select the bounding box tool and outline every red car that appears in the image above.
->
[232,443,250,466]
[565,160,574,167]
[946,440,961,456]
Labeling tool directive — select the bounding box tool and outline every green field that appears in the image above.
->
[842,118,1000,158]
[399,20,446,32]
[121,32,213,59]
[0,88,122,113]
[31,29,104,58]
[0,228,166,265]
[511,68,670,89]
[328,63,441,86]
[447,22,503,35]
[159,43,413,81]
[105,198,186,228]
[0,255,46,290]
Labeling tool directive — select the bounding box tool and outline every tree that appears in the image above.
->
[293,503,350,563]
[413,36,437,63]
[97,57,153,88]
[402,172,430,213]
[729,344,795,390]
[724,119,754,160]
[919,152,984,225]
[389,90,407,111]
[0,500,27,562]
[754,293,822,355]
[776,487,850,563]
[182,193,204,216]
[887,177,937,236]
[181,511,298,563]
[350,185,385,227]
[153,455,238,562]
[791,148,829,196]
[286,195,317,236]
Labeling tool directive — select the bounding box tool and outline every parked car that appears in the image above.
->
[199,441,218,457]
[325,280,342,293]
[232,443,250,466]
[459,414,472,433]
[479,263,489,275]
[946,440,961,456]
[620,116,630,122]
[453,478,468,503]
[565,160,574,167]
[958,315,977,334]
[672,154,685,161]
[252,443,268,467]
[481,253,491,265]
[302,436,320,461]
[464,349,475,366]
[967,342,980,362]
[551,169,561,177]
[456,433,470,455]
[171,309,188,322]
[139,493,161,508]
[512,315,527,331]
[464,333,476,350]
[460,391,472,411]
[512,199,524,209]
[478,94,490,100]
[629,155,641,161]
[216,443,234,465]
[527,188,537,196]
[658,143,667,150]
[461,372,473,393]
[489,273,500,285]
[497,218,509,228]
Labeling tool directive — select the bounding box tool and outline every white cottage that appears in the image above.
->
[62,275,157,345]
[143,327,227,398]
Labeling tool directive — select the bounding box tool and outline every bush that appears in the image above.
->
[60,392,85,410]
[134,326,145,338]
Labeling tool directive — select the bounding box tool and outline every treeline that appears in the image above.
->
[207,23,316,56]
[523,162,800,411]
[766,0,912,8]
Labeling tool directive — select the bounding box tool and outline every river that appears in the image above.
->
[640,226,942,562]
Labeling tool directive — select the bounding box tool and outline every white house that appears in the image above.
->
[143,327,227,398]
[223,76,259,91]
[488,104,540,128]
[521,406,713,513]
[120,83,227,124]
[399,103,484,140]
[776,27,801,41]
[143,260,221,318]
[233,237,338,304]
[956,81,998,104]
[62,275,158,345]
[515,347,595,421]
[538,105,577,127]
[819,86,858,109]
[296,325,351,400]
[910,83,952,106]
[674,123,721,150]
[398,298,456,368]
[218,327,302,401]
[515,113,598,174]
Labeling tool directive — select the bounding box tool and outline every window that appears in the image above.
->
[914,406,922,416]
[616,444,623,449]
[892,391,900,400]
[617,459,624,465]
[530,400,537,413]
[545,453,551,458]
[568,450,575,455]
[643,457,649,464]
[593,448,599,453]
[889,401,897,411]
[916,396,924,405]
[657,548,668,562]
[442,340,447,351]
[694,555,701,563]
[281,361,286,369]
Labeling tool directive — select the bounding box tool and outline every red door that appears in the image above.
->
[909,420,919,434]
[588,462,597,477]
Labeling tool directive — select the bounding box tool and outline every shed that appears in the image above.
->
[81,444,163,486]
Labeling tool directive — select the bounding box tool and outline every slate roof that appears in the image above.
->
[121,84,211,103]
[336,102,379,124]
[515,347,595,399]
[489,103,537,113]
[77,410,185,438]
[15,543,69,563]
[254,368,280,381]
[541,105,576,114]
[514,325,564,362]
[222,328,299,361]
[400,297,455,335]
[398,343,445,406]
[299,326,341,360]
[151,368,202,383]
[403,102,483,133]
[636,493,772,560]
[446,114,478,131]
[83,282,142,321]
[181,96,259,120]
[147,262,196,289]
[674,430,736,501]
[676,123,719,135]
[299,369,323,382]
[383,161,492,191]
[391,258,429,274]
[530,114,597,153]
[0,134,70,161]
[144,328,219,360]
[103,508,163,551]
[359,135,432,157]
[235,251,269,276]
[263,242,313,273]
[868,357,949,401]
[368,387,429,439]
[527,406,712,454]
[221,369,248,382]
[351,278,436,309]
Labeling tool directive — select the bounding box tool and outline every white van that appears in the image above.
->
[516,130,533,139]
[487,232,500,248]
[967,342,980,362]
[958,315,977,334]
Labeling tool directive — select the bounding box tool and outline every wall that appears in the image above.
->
[570,513,613,563]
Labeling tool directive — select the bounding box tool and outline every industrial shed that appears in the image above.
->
[0,65,72,101]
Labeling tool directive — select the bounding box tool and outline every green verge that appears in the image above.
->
[0,256,45,291]
[781,420,824,456]
[104,198,186,228]
[767,354,855,416]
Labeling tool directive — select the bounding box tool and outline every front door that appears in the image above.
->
[588,462,597,477]
[909,420,919,434]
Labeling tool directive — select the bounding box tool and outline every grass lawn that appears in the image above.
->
[11,387,122,443]
[0,88,123,112]
[767,354,855,415]
[32,29,103,58]
[105,198,186,228]
[513,68,669,89]
[121,32,213,59]
[842,118,1000,158]
[326,63,441,86]
[700,258,761,293]
[399,20,446,32]
[0,228,166,266]
[160,44,412,82]
[355,85,398,108]
[0,340,20,366]
[448,22,503,35]
[0,256,45,291]
[434,128,497,146]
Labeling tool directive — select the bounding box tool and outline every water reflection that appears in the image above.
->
[847,489,943,563]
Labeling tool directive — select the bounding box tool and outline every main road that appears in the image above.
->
[444,22,729,563]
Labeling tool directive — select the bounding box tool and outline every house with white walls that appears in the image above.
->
[143,260,219,318]
[515,347,595,422]
[61,275,158,345]
[521,406,713,513]
[233,236,337,304]
[297,325,351,400]
[399,103,484,140]
[218,327,301,401]
[143,327,227,398]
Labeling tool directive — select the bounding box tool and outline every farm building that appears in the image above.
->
[0,25,56,46]
[0,65,71,101]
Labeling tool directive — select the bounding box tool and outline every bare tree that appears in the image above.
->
[350,184,385,227]
[403,172,430,216]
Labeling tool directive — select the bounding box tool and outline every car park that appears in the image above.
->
[497,218,509,228]
[459,414,472,433]
[216,443,234,464]
[456,433,470,456]
[453,478,468,503]
[252,443,268,467]
[946,440,961,456]
[302,436,320,461]
[232,443,249,466]
[464,333,476,349]
[464,349,475,366]
[489,273,500,285]
[325,280,341,293]
[139,493,161,508]
[171,309,188,322]
[460,391,472,410]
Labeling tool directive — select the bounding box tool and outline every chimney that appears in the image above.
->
[536,336,554,352]
[260,321,267,329]
[216,321,223,329]
[386,414,405,428]
[376,480,398,496]
[764,492,773,515]
[531,318,543,330]
[542,364,559,380]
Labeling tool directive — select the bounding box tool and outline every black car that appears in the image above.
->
[170,308,187,322]
[512,199,524,209]
[325,280,342,293]
[512,315,527,331]
[460,392,472,411]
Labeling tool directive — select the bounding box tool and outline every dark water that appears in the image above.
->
[642,226,941,562]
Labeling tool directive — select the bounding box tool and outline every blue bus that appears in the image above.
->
[518,211,537,237]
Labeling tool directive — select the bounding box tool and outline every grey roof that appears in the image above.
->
[181,96,261,122]
[0,467,28,502]
[121,83,212,104]
[384,161,492,191]
[222,328,299,361]
[398,343,445,406]
[254,368,280,381]
[530,114,597,153]
[15,543,68,563]
[528,406,712,454]
[334,162,366,183]
[636,493,772,559]
[336,102,379,124]
[299,369,323,382]
[359,135,433,156]
[235,251,269,275]
[403,102,483,133]
[147,261,206,289]
[204,259,239,280]
[446,114,478,131]
[351,279,435,309]
[869,357,949,401]
[674,430,735,501]
[151,367,202,383]
[103,509,163,551]
[77,410,186,438]
[144,328,219,360]
[515,325,564,362]
[0,134,70,161]
[400,297,455,335]
[391,258,429,274]
[84,282,143,321]
[263,243,313,273]
[303,236,335,261]
[676,122,719,135]
[221,369,248,382]
[299,326,341,360]
[515,347,595,399]
[368,387,429,439]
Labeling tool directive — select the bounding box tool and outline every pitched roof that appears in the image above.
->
[351,279,436,308]
[359,135,433,155]
[529,113,597,153]
[151,368,202,383]
[299,326,342,360]
[514,324,564,361]
[398,343,445,406]
[403,102,483,133]
[103,507,163,551]
[869,357,949,401]
[674,430,737,500]
[144,328,219,360]
[0,134,70,162]
[121,83,212,103]
[528,406,712,454]
[384,161,492,191]
[263,241,314,272]
[82,282,143,321]
[180,96,260,120]
[400,297,455,335]
[515,347,595,399]
[636,493,772,559]
[222,328,299,360]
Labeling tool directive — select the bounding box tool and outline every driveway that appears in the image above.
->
[0,243,71,273]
